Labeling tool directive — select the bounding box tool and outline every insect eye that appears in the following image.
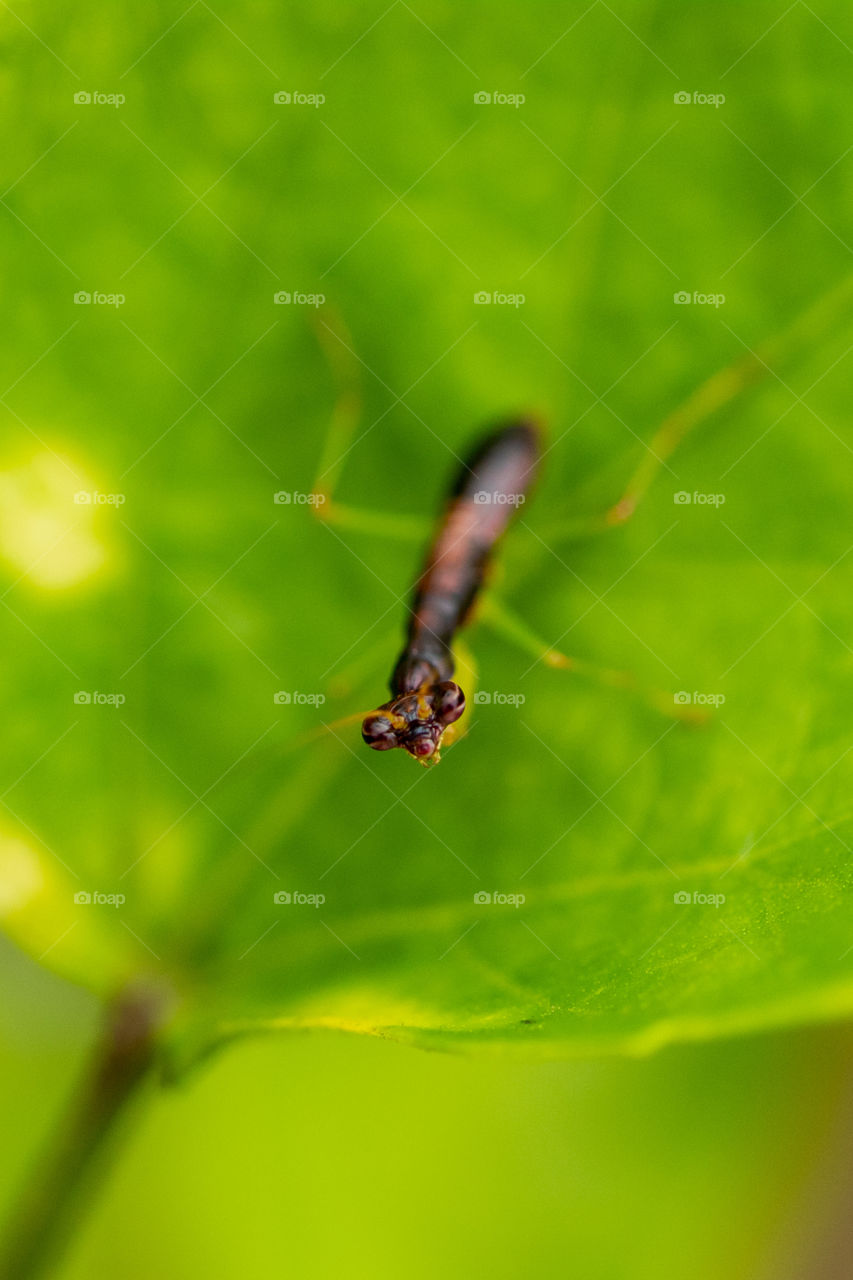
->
[361,715,399,750]
[432,682,465,726]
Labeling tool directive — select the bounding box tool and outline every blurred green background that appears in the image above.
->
[1,2,853,1276]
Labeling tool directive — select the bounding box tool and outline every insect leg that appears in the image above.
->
[538,273,853,547]
[309,309,430,541]
[440,637,478,749]
[477,591,707,724]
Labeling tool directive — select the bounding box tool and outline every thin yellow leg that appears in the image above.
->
[537,272,853,546]
[477,591,708,724]
[309,309,431,541]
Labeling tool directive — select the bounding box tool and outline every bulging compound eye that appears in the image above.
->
[432,682,465,727]
[361,714,399,750]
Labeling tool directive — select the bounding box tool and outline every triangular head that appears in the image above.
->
[361,678,466,763]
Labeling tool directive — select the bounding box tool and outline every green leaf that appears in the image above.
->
[2,3,853,1073]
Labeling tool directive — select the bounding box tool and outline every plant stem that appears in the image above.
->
[0,980,168,1280]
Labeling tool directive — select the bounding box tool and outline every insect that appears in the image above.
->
[307,288,843,766]
[360,420,540,765]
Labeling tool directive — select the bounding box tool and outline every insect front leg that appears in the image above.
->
[439,638,478,750]
[309,309,430,542]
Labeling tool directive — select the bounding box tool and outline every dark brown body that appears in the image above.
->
[363,419,540,762]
